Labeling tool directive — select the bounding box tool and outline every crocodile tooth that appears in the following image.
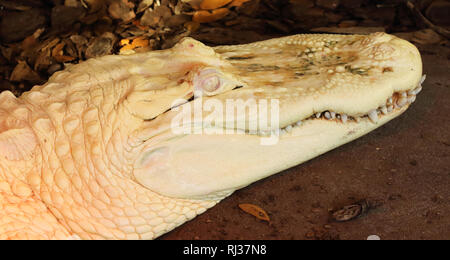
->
[407,95,416,103]
[387,105,394,112]
[315,112,321,118]
[330,111,336,119]
[341,114,348,123]
[285,125,293,133]
[295,120,302,126]
[413,85,422,95]
[380,105,388,115]
[368,109,378,123]
[401,92,407,98]
[388,97,393,104]
[421,74,426,84]
[324,111,331,119]
[397,97,407,107]
[408,85,422,95]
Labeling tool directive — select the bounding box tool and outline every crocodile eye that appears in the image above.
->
[192,67,245,98]
[194,68,224,96]
[201,75,221,93]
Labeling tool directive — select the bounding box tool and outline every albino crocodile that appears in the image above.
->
[0,32,423,240]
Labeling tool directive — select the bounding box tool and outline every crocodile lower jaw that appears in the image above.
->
[145,98,413,199]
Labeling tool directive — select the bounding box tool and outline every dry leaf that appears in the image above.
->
[10,60,42,84]
[200,0,233,10]
[34,49,53,72]
[132,20,149,31]
[21,28,44,50]
[413,29,444,45]
[331,199,382,222]
[54,55,76,63]
[108,0,136,22]
[229,0,252,8]
[40,38,62,53]
[83,0,104,13]
[238,203,270,222]
[85,32,116,59]
[51,42,66,58]
[137,0,154,13]
[50,42,76,63]
[119,36,150,54]
[21,35,39,51]
[120,39,131,46]
[184,0,204,10]
[192,8,230,23]
[184,21,201,32]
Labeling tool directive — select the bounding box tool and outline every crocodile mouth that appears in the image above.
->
[161,77,424,141]
[195,75,424,138]
[266,77,424,137]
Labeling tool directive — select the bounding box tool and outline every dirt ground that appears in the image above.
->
[161,43,450,240]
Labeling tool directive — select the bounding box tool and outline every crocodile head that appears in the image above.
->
[8,33,422,239]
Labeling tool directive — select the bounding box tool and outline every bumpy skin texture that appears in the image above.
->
[0,33,423,239]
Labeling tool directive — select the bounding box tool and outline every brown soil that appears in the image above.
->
[161,43,450,240]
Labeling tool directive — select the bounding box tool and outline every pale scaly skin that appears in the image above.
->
[0,33,423,239]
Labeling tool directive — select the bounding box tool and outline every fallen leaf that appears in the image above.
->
[10,60,43,84]
[34,49,53,72]
[21,28,45,50]
[120,39,131,46]
[132,20,149,31]
[85,32,116,59]
[192,8,230,23]
[0,9,46,43]
[331,204,363,222]
[83,0,104,13]
[119,36,150,54]
[21,35,39,51]
[52,42,66,58]
[238,203,270,222]
[184,21,201,32]
[0,0,34,11]
[137,0,154,13]
[54,55,76,63]
[200,0,233,10]
[39,38,62,53]
[140,5,172,27]
[108,0,136,22]
[184,0,204,10]
[50,41,76,63]
[229,0,252,8]
[413,29,444,45]
[331,199,383,222]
